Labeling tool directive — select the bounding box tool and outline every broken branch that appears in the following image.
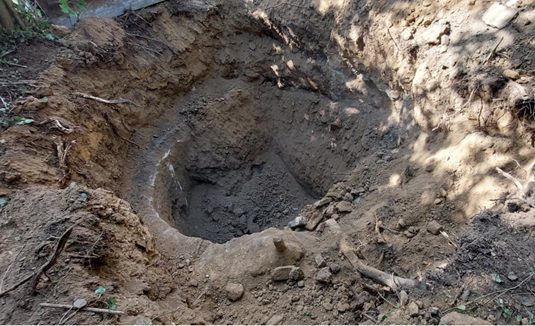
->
[39,303,123,315]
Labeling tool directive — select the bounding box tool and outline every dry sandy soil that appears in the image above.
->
[1,0,535,324]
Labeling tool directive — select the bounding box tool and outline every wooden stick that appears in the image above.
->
[483,37,503,64]
[73,92,138,106]
[273,237,286,252]
[387,28,400,52]
[39,303,124,315]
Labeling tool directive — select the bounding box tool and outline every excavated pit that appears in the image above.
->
[115,9,392,245]
[131,74,387,244]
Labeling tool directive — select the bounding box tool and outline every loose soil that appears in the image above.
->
[1,0,535,325]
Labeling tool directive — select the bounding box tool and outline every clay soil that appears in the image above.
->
[1,0,535,325]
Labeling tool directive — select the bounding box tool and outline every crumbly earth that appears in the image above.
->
[1,0,535,325]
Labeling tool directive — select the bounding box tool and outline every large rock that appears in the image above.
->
[306,211,324,230]
[335,201,353,214]
[418,20,450,45]
[314,197,332,208]
[439,312,490,325]
[225,282,244,301]
[482,2,518,29]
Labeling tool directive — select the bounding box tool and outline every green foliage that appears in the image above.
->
[95,286,106,295]
[0,0,55,47]
[443,290,451,298]
[457,305,466,311]
[494,275,503,283]
[496,298,512,319]
[106,297,117,310]
[59,0,86,19]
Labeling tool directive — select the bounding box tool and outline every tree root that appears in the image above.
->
[340,237,425,291]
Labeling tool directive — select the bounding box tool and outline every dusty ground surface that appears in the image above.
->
[1,0,535,324]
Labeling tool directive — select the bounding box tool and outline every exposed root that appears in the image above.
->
[39,117,78,134]
[54,138,76,180]
[73,92,138,106]
[340,237,425,291]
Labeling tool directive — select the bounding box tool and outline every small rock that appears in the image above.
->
[248,42,257,51]
[507,271,518,281]
[482,2,518,29]
[427,220,443,235]
[419,20,450,45]
[73,299,87,309]
[271,266,295,281]
[461,290,471,300]
[226,282,245,301]
[233,208,245,216]
[315,267,332,283]
[343,193,354,202]
[314,197,332,208]
[504,69,520,80]
[288,216,307,228]
[430,307,440,317]
[289,266,304,281]
[297,280,305,288]
[401,28,414,40]
[335,201,352,213]
[337,303,350,312]
[407,302,419,317]
[322,302,333,311]
[440,312,490,325]
[399,290,409,307]
[315,255,327,268]
[434,198,443,205]
[404,230,415,238]
[522,318,529,325]
[329,263,341,274]
[265,315,284,325]
[397,218,406,229]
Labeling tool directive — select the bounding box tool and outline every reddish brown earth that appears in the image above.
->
[1,0,535,324]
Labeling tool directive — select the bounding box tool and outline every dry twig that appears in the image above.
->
[39,303,123,315]
[483,37,504,64]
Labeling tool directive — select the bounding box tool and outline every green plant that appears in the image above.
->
[59,0,86,21]
[106,297,117,310]
[497,298,511,319]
